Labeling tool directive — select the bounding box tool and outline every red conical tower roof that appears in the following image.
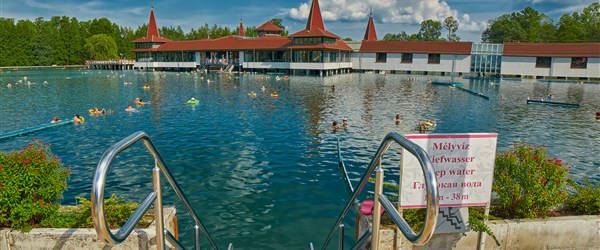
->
[239,19,245,36]
[306,0,325,31]
[147,8,160,38]
[363,14,377,41]
[133,7,172,43]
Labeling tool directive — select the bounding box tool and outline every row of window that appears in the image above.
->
[292,37,337,45]
[244,50,351,63]
[535,57,588,69]
[373,53,588,70]
[375,53,438,64]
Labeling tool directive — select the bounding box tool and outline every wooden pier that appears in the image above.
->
[86,60,135,70]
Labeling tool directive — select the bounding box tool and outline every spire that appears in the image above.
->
[306,0,325,31]
[239,18,245,36]
[147,7,161,39]
[363,12,377,41]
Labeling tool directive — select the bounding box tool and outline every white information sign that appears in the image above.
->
[400,133,497,208]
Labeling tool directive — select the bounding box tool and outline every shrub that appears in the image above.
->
[0,139,71,231]
[40,194,146,228]
[564,178,600,215]
[492,142,569,218]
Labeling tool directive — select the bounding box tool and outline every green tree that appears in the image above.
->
[0,18,17,66]
[418,20,442,41]
[556,3,600,42]
[84,34,119,60]
[482,6,555,42]
[443,16,460,41]
[580,3,600,41]
[269,18,289,36]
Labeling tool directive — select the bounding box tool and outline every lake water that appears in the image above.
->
[1,69,599,249]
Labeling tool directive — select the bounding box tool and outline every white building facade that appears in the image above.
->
[501,43,600,79]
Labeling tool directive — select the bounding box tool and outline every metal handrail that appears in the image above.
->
[323,132,439,249]
[91,131,218,249]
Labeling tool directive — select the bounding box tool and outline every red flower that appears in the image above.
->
[533,155,538,159]
[555,180,560,184]
[541,178,547,183]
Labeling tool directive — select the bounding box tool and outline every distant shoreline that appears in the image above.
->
[0,65,86,70]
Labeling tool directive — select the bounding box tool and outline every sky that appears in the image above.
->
[0,0,596,42]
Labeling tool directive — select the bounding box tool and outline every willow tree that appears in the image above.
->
[84,34,119,60]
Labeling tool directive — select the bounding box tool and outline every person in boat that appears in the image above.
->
[50,116,60,123]
[331,121,341,130]
[395,114,401,125]
[342,118,348,127]
[419,120,436,131]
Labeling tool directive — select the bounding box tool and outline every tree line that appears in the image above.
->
[382,2,599,43]
[0,16,286,67]
[0,3,597,66]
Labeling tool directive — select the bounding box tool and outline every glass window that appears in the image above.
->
[570,57,587,69]
[535,57,551,68]
[428,54,440,64]
[401,53,413,63]
[376,53,387,63]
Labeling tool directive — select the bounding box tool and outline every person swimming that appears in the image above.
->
[135,98,144,106]
[186,97,199,105]
[395,114,401,124]
[342,118,348,127]
[90,107,106,115]
[50,116,60,123]
[419,120,436,131]
[126,105,136,112]
[73,114,84,124]
[331,121,341,130]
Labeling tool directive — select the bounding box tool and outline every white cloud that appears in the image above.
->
[288,0,489,32]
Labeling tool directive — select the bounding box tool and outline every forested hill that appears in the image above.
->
[0,17,283,67]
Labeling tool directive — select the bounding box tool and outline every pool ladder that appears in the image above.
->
[91,131,438,249]
[321,132,439,249]
[91,131,220,250]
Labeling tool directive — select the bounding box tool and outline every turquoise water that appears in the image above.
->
[1,69,599,249]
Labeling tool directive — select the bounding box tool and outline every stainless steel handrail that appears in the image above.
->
[91,131,218,249]
[322,132,439,249]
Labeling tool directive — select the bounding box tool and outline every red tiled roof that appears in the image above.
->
[239,20,245,36]
[257,21,283,32]
[503,42,600,57]
[148,35,292,51]
[306,0,325,31]
[359,41,472,54]
[133,8,172,43]
[363,15,377,41]
[289,27,339,38]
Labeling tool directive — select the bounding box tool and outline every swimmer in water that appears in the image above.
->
[395,114,401,124]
